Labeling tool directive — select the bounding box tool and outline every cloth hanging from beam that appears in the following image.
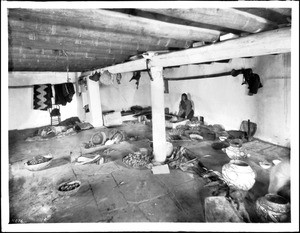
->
[54,83,75,106]
[33,84,53,111]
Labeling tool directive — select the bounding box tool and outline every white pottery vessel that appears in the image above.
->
[222,160,256,191]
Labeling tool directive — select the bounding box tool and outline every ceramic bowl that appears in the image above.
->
[272,159,282,165]
[259,161,272,169]
[219,136,227,141]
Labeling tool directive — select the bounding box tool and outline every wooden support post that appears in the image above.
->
[86,77,103,127]
[150,66,167,163]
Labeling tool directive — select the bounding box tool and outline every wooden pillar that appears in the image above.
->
[86,77,103,127]
[150,66,167,163]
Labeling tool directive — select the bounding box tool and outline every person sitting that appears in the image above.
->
[178,93,194,120]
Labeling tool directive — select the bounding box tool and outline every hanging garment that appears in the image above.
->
[247,73,263,95]
[33,84,53,110]
[241,69,263,95]
[54,83,75,105]
[130,71,141,89]
[89,72,101,82]
[116,73,122,84]
[100,70,114,85]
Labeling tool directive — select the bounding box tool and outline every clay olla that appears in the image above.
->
[255,194,290,222]
[222,160,256,191]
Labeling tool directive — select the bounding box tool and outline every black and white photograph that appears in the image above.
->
[1,1,299,232]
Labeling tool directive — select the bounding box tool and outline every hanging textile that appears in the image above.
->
[54,83,75,106]
[33,84,53,110]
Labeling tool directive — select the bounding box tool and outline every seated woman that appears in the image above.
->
[178,93,194,120]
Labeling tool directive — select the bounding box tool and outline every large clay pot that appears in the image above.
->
[255,194,290,222]
[222,160,256,191]
[166,142,174,157]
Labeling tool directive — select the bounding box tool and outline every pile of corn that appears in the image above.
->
[122,151,150,169]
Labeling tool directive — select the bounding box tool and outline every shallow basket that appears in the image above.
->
[57,180,81,196]
[24,154,53,171]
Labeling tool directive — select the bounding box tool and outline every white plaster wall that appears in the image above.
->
[9,87,78,130]
[164,53,291,147]
[99,72,151,111]
[8,72,80,130]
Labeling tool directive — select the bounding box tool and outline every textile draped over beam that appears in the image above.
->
[54,83,75,106]
[33,84,52,111]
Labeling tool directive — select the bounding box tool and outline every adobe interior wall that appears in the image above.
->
[164,53,291,147]
[8,72,80,130]
[99,72,151,112]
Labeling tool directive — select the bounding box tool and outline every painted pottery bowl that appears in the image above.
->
[259,161,272,169]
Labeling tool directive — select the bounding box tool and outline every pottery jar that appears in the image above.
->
[222,160,256,191]
[255,194,290,222]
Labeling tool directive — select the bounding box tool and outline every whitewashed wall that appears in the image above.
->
[8,72,80,130]
[99,72,151,112]
[164,53,291,147]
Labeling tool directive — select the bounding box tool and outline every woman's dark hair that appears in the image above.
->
[181,93,188,99]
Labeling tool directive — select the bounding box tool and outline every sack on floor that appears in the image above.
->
[240,120,257,139]
[74,122,94,131]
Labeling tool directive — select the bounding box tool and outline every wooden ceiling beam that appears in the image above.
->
[9,31,171,52]
[111,8,243,35]
[9,48,130,60]
[9,57,125,65]
[81,27,291,75]
[9,45,144,56]
[140,8,278,33]
[8,8,220,42]
[235,8,291,25]
[9,60,114,72]
[8,19,192,49]
[269,8,291,17]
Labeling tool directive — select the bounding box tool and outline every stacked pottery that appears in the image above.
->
[222,160,256,191]
[255,194,290,222]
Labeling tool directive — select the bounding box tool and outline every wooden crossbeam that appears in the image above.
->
[81,27,291,76]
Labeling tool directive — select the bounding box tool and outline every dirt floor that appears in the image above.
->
[7,121,291,224]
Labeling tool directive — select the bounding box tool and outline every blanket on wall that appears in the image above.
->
[33,84,53,110]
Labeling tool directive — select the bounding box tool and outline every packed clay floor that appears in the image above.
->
[8,121,291,224]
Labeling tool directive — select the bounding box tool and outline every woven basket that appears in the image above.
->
[57,180,81,196]
[90,131,107,145]
[24,154,53,171]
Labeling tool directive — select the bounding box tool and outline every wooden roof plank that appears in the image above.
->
[8,8,221,42]
[140,8,278,33]
[8,19,192,49]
